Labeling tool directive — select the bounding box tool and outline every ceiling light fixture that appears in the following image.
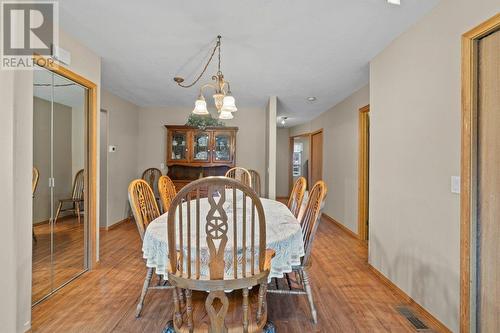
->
[307,96,317,102]
[281,117,288,125]
[387,0,401,5]
[174,35,237,120]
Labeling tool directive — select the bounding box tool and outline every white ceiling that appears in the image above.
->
[59,0,439,126]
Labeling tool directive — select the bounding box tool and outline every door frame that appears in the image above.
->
[289,133,312,193]
[309,129,324,186]
[357,105,370,241]
[34,55,98,268]
[460,14,500,333]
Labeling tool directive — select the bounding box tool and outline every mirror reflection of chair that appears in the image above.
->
[158,175,177,213]
[128,179,173,317]
[248,169,262,196]
[268,180,327,324]
[54,169,84,224]
[165,177,275,332]
[142,167,162,210]
[287,176,307,218]
[225,167,252,187]
[32,167,39,242]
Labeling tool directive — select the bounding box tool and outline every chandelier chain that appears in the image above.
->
[176,36,221,88]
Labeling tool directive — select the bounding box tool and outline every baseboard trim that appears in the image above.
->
[367,264,452,333]
[103,217,132,231]
[322,213,358,239]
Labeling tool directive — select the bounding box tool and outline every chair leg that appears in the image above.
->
[54,201,62,224]
[242,288,249,333]
[135,267,153,318]
[256,282,267,325]
[185,289,193,333]
[301,268,318,324]
[76,202,81,224]
[172,287,183,328]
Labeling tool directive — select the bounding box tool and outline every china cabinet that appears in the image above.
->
[165,125,238,191]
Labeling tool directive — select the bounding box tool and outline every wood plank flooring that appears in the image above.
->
[32,217,86,303]
[31,217,443,332]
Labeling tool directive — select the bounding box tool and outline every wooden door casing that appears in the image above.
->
[310,130,323,186]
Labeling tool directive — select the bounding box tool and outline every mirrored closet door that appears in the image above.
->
[32,66,88,305]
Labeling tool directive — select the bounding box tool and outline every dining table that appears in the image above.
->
[142,194,305,281]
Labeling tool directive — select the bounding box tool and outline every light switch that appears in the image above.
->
[108,145,117,153]
[451,176,460,194]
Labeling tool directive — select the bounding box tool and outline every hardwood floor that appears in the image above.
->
[32,216,86,303]
[31,217,444,332]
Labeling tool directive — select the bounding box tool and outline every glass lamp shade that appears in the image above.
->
[219,110,233,120]
[222,95,237,112]
[192,97,209,115]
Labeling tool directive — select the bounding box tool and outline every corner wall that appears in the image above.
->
[288,84,369,233]
[369,0,499,330]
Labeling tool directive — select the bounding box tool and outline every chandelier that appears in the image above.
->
[173,35,237,120]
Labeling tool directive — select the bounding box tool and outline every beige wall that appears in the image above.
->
[276,128,290,197]
[288,85,369,233]
[369,1,499,331]
[0,29,101,332]
[101,90,139,227]
[137,106,267,190]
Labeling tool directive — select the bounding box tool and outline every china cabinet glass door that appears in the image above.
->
[213,131,232,162]
[170,131,188,161]
[192,131,210,162]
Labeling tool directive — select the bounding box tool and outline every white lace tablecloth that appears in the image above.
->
[142,196,304,280]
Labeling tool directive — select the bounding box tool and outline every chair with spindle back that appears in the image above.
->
[165,177,275,333]
[248,169,262,196]
[128,179,174,317]
[141,167,162,210]
[158,175,177,213]
[268,180,327,324]
[287,176,307,218]
[32,167,39,242]
[225,167,252,187]
[54,169,84,224]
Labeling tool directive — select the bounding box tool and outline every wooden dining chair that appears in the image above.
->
[142,167,162,196]
[165,177,275,333]
[268,180,327,324]
[248,169,262,196]
[287,176,307,218]
[225,167,252,187]
[128,179,173,317]
[54,169,84,224]
[158,175,177,213]
[32,167,39,242]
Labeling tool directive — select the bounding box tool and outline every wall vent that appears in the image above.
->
[396,306,430,331]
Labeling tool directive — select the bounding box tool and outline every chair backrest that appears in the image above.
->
[248,169,261,196]
[141,168,162,197]
[128,179,161,240]
[287,177,307,217]
[71,169,85,201]
[300,180,327,266]
[224,167,252,187]
[167,177,267,281]
[32,167,39,195]
[158,175,177,213]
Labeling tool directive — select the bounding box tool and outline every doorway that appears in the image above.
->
[289,134,311,191]
[358,105,370,241]
[461,14,500,333]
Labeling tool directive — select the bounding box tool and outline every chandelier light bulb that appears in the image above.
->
[219,110,234,120]
[222,94,237,112]
[192,95,209,115]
